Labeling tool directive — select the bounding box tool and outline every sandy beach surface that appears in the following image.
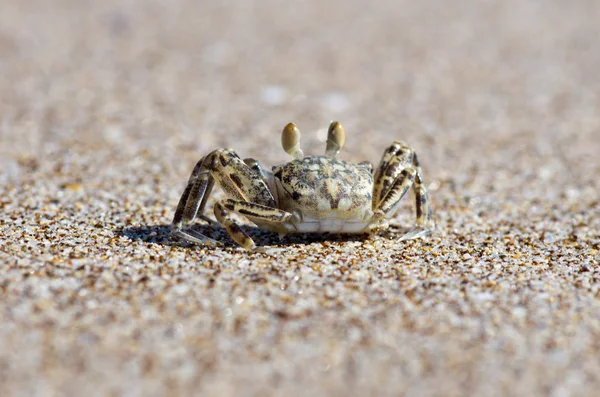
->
[1,0,599,396]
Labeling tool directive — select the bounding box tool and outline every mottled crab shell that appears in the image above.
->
[272,155,373,220]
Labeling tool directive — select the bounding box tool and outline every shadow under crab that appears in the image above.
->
[116,223,390,251]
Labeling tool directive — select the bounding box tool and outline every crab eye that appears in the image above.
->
[281,123,304,159]
[273,167,283,180]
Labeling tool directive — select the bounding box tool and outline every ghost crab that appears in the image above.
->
[171,122,434,251]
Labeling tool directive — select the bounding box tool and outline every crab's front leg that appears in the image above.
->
[411,153,434,230]
[171,148,278,247]
[370,142,434,240]
[214,199,297,251]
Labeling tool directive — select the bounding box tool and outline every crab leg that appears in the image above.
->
[412,153,434,229]
[172,155,215,230]
[213,202,256,250]
[376,168,416,216]
[221,199,295,223]
[371,166,429,241]
[171,149,277,248]
[372,141,414,208]
[371,142,434,240]
[215,199,297,250]
[170,155,220,245]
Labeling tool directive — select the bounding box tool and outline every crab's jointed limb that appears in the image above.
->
[215,199,295,250]
[171,148,297,250]
[370,141,434,240]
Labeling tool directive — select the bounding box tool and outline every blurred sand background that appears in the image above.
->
[1,0,599,396]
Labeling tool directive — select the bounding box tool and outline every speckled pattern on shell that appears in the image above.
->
[274,156,373,220]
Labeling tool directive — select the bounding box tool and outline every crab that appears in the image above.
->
[171,121,434,251]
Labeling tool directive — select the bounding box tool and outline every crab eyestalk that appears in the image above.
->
[325,121,345,157]
[281,122,304,159]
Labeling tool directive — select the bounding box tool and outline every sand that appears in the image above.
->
[1,0,599,396]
